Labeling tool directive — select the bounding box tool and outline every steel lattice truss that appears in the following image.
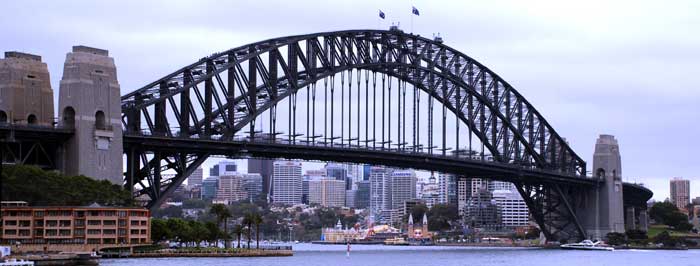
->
[121,29,595,241]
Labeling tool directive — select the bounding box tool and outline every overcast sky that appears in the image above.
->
[2,0,698,200]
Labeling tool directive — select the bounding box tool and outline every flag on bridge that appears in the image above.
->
[412,6,420,16]
[379,10,386,19]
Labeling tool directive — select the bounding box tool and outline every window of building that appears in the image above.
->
[118,220,127,227]
[87,239,101,244]
[87,229,101,235]
[118,229,126,236]
[4,220,17,226]
[118,211,127,217]
[18,229,30,236]
[34,220,44,227]
[34,211,44,217]
[87,220,101,226]
[130,220,139,226]
[130,229,139,235]
[62,107,75,128]
[74,229,85,236]
[46,220,58,227]
[89,211,99,216]
[45,230,57,236]
[103,229,116,235]
[59,220,71,227]
[75,220,85,227]
[4,230,17,235]
[19,220,30,227]
[34,229,43,236]
[59,229,71,236]
[103,220,116,226]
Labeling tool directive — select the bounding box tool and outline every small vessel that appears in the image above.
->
[384,237,409,246]
[560,240,614,251]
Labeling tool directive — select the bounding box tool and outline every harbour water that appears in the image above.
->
[100,243,699,266]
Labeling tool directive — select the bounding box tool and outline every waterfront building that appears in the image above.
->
[272,161,303,205]
[201,177,219,200]
[355,180,371,209]
[248,158,274,196]
[320,220,364,243]
[492,190,529,227]
[0,203,150,250]
[670,177,690,211]
[242,173,263,202]
[407,213,432,240]
[308,178,346,207]
[214,175,248,204]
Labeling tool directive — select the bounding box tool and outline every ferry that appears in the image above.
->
[384,237,409,246]
[560,240,614,251]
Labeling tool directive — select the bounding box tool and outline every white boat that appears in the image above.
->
[560,240,614,251]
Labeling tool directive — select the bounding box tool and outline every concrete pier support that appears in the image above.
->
[638,209,649,231]
[58,46,123,184]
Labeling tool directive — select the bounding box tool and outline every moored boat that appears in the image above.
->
[560,240,614,251]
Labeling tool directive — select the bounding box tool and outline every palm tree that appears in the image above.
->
[210,204,232,248]
[243,213,253,249]
[251,213,263,249]
[232,224,243,249]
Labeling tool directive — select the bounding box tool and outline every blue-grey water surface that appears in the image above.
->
[100,243,699,266]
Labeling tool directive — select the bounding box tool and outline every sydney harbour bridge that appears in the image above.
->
[0,28,652,242]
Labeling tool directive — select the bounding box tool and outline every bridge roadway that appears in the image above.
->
[125,133,599,186]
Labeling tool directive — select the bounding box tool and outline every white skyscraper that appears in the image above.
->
[438,173,457,205]
[272,161,303,205]
[370,166,392,222]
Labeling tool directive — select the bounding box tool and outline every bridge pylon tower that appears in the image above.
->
[58,46,123,184]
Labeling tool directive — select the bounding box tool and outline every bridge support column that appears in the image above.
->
[638,209,649,231]
[625,207,636,230]
[576,135,625,240]
[58,46,123,184]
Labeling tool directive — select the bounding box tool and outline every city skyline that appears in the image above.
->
[2,0,697,201]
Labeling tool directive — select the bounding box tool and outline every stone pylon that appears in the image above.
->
[0,52,54,126]
[58,46,123,184]
[578,134,625,240]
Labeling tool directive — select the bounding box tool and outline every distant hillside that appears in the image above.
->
[1,165,133,207]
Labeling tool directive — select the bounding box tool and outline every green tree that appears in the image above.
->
[210,204,232,247]
[150,218,172,243]
[166,218,191,246]
[250,213,263,249]
[232,224,244,249]
[243,213,254,249]
[1,165,132,206]
[188,220,209,247]
[427,204,459,231]
[204,221,221,247]
[605,232,627,246]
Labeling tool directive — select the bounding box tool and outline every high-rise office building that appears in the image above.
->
[209,165,219,177]
[471,178,489,197]
[326,163,350,190]
[362,165,372,181]
[201,177,220,200]
[370,166,392,222]
[670,177,691,211]
[272,161,303,205]
[242,173,263,202]
[489,181,514,192]
[355,180,371,209]
[465,189,501,230]
[248,158,274,196]
[345,189,356,208]
[302,170,326,204]
[187,168,203,189]
[308,178,346,207]
[492,190,529,227]
[457,178,472,217]
[214,175,248,204]
[438,173,457,205]
[390,170,417,210]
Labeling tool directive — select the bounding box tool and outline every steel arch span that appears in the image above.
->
[120,29,639,242]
